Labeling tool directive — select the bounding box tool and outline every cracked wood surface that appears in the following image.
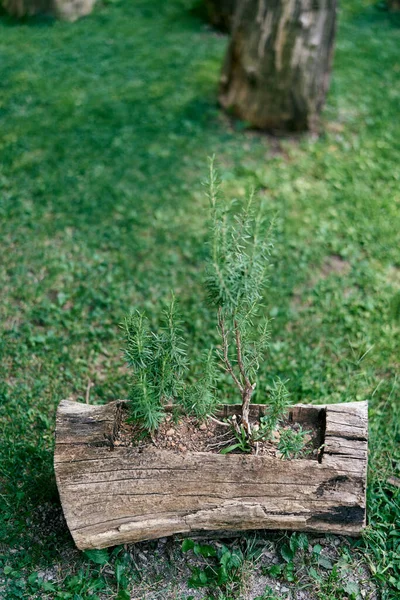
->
[219,0,337,131]
[54,400,368,549]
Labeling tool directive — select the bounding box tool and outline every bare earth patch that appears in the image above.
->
[320,254,351,278]
[291,254,352,312]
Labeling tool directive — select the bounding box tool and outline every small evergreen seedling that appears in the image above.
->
[205,157,274,437]
[122,295,188,432]
[183,348,219,420]
[123,295,218,431]
[257,378,291,437]
[123,159,297,453]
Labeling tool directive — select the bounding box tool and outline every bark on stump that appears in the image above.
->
[53,0,96,21]
[388,0,400,10]
[2,0,96,20]
[219,0,337,132]
[204,0,236,31]
[55,400,368,549]
[2,0,51,17]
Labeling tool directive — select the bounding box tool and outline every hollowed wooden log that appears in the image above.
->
[54,400,368,550]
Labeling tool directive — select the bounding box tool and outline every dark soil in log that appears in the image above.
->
[115,410,322,460]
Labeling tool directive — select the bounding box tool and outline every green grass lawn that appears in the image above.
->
[0,0,399,598]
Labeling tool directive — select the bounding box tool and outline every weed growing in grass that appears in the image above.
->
[261,532,375,600]
[182,538,248,598]
[180,532,376,599]
[254,587,282,600]
[277,426,311,460]
[2,544,135,600]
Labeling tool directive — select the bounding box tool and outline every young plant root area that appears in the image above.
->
[0,0,399,599]
[117,412,318,459]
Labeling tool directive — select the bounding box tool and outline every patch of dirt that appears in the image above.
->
[291,254,352,312]
[90,352,129,383]
[3,317,22,331]
[116,412,321,460]
[386,264,400,287]
[1,504,378,600]
[319,254,351,278]
[124,534,378,600]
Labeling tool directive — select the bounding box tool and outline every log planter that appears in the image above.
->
[54,400,368,550]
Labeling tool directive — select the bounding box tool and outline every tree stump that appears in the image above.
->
[53,0,96,21]
[2,0,96,21]
[204,0,237,32]
[54,400,368,550]
[388,0,400,10]
[219,0,337,132]
[2,0,51,17]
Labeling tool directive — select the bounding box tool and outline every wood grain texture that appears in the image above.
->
[219,0,337,131]
[54,400,368,549]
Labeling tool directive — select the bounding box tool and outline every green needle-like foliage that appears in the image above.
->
[154,294,189,403]
[123,161,287,438]
[124,310,153,372]
[205,157,275,435]
[123,310,164,431]
[183,348,219,420]
[129,372,164,434]
[122,296,189,432]
[205,158,274,317]
[260,378,291,433]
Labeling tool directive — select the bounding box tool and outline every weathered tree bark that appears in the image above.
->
[2,0,50,17]
[204,0,237,31]
[55,400,367,549]
[2,0,96,20]
[388,0,400,10]
[219,0,337,132]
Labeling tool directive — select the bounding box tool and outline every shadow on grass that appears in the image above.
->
[348,1,400,28]
[0,6,55,27]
